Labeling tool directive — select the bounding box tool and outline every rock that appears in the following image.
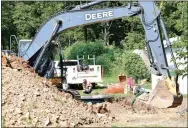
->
[32,117,38,126]
[97,113,105,118]
[8,120,16,125]
[87,102,92,106]
[15,108,22,114]
[59,121,67,127]
[24,112,30,119]
[9,108,14,113]
[108,116,116,121]
[20,94,26,101]
[44,117,51,126]
[43,88,49,92]
[52,115,60,123]
[34,92,40,96]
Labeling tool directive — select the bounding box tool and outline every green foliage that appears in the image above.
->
[96,54,112,75]
[121,32,145,50]
[12,1,65,39]
[161,1,182,37]
[122,52,151,81]
[1,2,16,49]
[172,2,188,75]
[2,1,186,50]
[112,52,151,82]
[64,40,106,59]
[1,1,187,79]
[64,41,121,75]
[61,27,85,46]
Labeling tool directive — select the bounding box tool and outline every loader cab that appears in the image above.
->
[18,39,32,57]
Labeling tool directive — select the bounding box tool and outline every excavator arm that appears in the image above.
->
[21,0,183,108]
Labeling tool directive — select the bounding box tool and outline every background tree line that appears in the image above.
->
[2,1,187,80]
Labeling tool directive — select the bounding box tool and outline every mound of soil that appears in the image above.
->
[2,55,114,127]
[3,54,186,127]
[111,96,157,114]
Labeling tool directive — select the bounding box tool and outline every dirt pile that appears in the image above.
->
[2,55,115,127]
[2,53,35,73]
[110,96,157,114]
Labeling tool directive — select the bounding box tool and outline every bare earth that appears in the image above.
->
[107,97,187,127]
[2,55,188,127]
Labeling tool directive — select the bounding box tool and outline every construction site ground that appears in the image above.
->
[2,55,188,127]
[108,97,187,127]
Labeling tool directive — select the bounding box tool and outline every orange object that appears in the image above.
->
[101,66,104,80]
[102,82,126,94]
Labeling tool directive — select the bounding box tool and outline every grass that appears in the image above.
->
[78,74,118,96]
[102,75,119,86]
[78,84,131,99]
[141,82,152,89]
[78,75,151,98]
[78,88,104,96]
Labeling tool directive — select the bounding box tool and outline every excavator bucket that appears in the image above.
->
[137,78,183,108]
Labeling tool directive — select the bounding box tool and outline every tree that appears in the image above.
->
[172,2,188,75]
[122,52,151,82]
[12,1,66,39]
[63,40,106,60]
[1,1,16,49]
[121,32,145,50]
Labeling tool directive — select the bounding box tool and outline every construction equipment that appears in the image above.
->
[17,0,182,108]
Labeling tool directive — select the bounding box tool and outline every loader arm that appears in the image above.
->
[21,0,183,108]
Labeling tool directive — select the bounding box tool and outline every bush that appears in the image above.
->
[121,32,145,50]
[112,51,151,82]
[96,53,113,75]
[64,40,106,59]
[63,41,121,75]
[63,40,150,81]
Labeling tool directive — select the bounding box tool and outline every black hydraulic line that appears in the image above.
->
[59,46,64,82]
[146,41,154,65]
[34,20,62,71]
[159,16,178,69]
[156,17,171,78]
